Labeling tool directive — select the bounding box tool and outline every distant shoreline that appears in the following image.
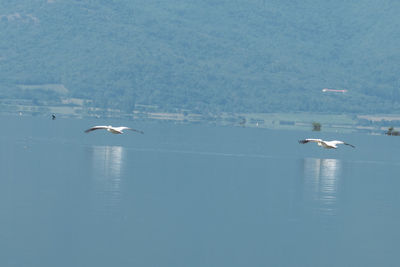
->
[1,103,399,134]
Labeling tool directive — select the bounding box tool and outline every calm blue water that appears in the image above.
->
[1,115,400,267]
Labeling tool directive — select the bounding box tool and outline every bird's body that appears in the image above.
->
[298,138,355,149]
[84,125,144,134]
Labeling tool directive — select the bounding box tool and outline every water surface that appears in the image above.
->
[1,116,399,267]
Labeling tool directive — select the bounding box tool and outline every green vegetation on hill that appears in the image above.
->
[1,0,400,114]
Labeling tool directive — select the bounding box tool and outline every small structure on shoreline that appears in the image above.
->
[385,127,400,136]
[312,122,321,131]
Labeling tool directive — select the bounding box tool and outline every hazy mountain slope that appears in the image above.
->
[1,0,400,113]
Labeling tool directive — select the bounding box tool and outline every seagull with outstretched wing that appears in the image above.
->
[84,125,144,134]
[298,138,355,149]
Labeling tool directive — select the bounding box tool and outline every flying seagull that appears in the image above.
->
[298,138,355,149]
[84,125,144,134]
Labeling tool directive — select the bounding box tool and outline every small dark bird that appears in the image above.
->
[52,114,56,120]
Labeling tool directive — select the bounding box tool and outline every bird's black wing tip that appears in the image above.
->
[346,143,355,148]
[128,128,144,134]
[298,139,308,144]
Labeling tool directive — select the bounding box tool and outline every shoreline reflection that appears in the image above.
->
[303,158,342,216]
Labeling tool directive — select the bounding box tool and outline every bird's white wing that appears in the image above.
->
[330,140,344,145]
[116,126,144,134]
[84,126,109,133]
[331,140,355,148]
[298,138,322,144]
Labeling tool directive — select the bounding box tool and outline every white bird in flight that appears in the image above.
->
[298,138,355,149]
[84,125,144,134]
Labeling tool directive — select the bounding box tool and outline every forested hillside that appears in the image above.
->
[1,0,400,114]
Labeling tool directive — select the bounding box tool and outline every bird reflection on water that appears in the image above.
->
[303,158,342,216]
[90,145,125,216]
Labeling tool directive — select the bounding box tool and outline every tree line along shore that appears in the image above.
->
[2,101,400,135]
